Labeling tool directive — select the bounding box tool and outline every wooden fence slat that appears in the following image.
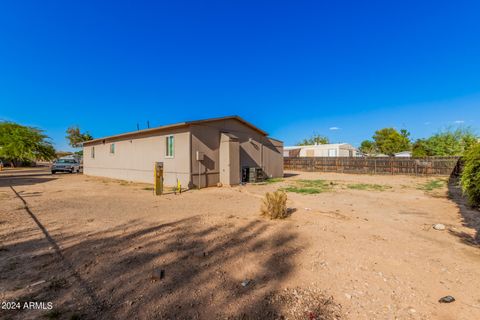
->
[284,157,460,176]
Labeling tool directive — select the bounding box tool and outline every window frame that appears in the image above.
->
[109,143,115,155]
[91,146,95,159]
[165,135,174,158]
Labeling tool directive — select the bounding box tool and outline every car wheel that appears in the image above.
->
[51,171,56,174]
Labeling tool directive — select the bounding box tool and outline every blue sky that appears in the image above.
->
[1,1,479,150]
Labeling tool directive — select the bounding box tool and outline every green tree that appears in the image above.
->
[411,139,429,157]
[461,142,480,206]
[412,128,478,157]
[66,126,93,148]
[296,134,329,146]
[372,128,411,155]
[0,121,56,166]
[358,140,377,155]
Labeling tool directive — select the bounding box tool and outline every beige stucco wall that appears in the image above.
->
[262,138,284,178]
[219,133,240,186]
[190,119,283,186]
[83,128,191,186]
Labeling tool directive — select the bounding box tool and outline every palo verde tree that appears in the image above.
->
[372,128,411,156]
[0,121,56,166]
[296,134,329,146]
[66,126,93,148]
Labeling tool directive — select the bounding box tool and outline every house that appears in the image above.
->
[394,151,412,157]
[283,143,358,157]
[82,116,283,188]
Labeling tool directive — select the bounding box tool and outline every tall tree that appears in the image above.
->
[66,126,93,148]
[296,134,329,146]
[0,121,56,166]
[359,140,377,155]
[411,139,429,157]
[372,128,411,155]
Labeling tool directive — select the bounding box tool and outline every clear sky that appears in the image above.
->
[1,1,479,151]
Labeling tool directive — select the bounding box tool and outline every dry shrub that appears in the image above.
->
[261,190,288,219]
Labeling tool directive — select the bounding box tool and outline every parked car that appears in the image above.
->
[51,158,81,174]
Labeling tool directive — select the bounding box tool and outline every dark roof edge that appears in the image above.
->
[83,115,268,146]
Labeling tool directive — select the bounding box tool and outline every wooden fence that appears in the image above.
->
[284,157,461,176]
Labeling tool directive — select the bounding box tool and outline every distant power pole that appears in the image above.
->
[147,121,150,128]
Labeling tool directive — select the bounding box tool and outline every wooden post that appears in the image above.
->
[154,162,164,196]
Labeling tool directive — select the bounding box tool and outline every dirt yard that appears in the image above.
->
[1,168,479,319]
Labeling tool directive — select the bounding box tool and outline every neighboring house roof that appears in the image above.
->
[83,115,269,146]
[394,151,412,157]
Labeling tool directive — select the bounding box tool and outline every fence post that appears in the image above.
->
[374,158,377,174]
[391,158,394,175]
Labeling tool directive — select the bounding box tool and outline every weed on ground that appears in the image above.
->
[282,179,333,194]
[417,179,446,191]
[347,183,392,191]
[264,178,284,184]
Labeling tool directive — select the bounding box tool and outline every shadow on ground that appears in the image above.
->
[1,187,340,320]
[0,170,57,188]
[448,177,480,247]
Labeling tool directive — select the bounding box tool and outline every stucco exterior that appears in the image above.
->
[189,118,284,187]
[82,116,283,188]
[83,128,191,186]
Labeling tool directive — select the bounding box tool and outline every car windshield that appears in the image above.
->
[56,159,76,164]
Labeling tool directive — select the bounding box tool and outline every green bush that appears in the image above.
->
[461,143,480,206]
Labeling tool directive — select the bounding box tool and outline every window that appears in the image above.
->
[328,149,337,157]
[110,143,115,154]
[91,146,95,158]
[166,135,174,157]
[56,159,77,164]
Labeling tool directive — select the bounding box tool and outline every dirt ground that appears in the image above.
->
[1,168,479,320]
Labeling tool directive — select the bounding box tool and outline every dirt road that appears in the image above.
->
[1,168,479,319]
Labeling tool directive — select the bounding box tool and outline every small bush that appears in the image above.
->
[260,190,288,219]
[461,143,480,206]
